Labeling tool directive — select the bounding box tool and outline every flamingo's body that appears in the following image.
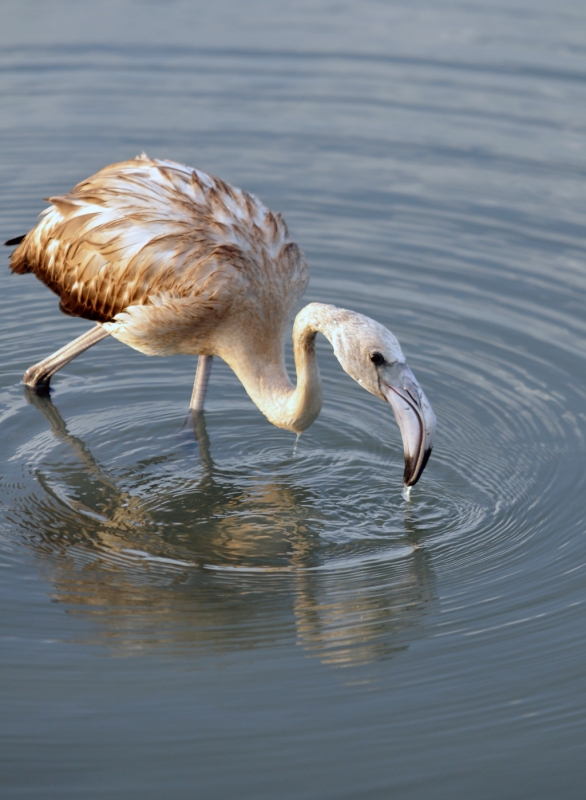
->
[7,156,435,487]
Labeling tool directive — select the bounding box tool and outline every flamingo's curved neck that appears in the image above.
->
[222,304,337,433]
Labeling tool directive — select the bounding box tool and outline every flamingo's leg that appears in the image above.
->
[190,355,213,412]
[23,324,110,390]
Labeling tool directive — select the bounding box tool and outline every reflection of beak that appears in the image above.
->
[379,362,436,487]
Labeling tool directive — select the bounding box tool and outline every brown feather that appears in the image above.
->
[9,157,308,339]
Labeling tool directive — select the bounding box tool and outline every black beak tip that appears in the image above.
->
[403,447,433,487]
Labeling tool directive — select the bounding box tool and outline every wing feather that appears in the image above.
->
[8,156,308,352]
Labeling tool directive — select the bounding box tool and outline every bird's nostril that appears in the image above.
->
[405,385,419,405]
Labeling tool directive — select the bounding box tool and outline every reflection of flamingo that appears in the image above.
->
[6,156,435,485]
[20,390,436,666]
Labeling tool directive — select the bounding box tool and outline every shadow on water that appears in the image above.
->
[9,388,437,668]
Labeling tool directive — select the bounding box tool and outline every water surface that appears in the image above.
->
[1,1,586,798]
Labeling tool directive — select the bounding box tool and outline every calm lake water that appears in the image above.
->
[1,1,586,798]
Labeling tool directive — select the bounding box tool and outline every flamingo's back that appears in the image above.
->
[9,156,308,356]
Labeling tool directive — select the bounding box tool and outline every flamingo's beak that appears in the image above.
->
[379,362,436,487]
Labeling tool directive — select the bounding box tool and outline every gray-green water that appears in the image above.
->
[1,1,586,797]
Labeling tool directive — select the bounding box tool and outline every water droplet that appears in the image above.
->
[292,433,301,457]
[402,485,412,502]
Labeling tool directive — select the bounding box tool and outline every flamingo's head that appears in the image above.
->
[309,303,436,488]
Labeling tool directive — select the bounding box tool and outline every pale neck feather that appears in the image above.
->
[220,303,342,433]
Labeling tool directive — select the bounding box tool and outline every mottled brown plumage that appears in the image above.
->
[10,155,308,357]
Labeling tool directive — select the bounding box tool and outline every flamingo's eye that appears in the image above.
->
[370,352,385,365]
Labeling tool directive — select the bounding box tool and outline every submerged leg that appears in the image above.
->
[190,407,214,472]
[190,355,213,412]
[23,324,110,390]
[24,387,117,488]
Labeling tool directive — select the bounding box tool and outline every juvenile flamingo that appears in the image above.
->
[5,156,435,487]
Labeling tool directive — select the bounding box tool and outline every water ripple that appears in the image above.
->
[1,32,586,679]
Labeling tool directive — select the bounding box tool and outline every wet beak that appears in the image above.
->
[379,362,436,487]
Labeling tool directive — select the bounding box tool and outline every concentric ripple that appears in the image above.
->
[1,33,586,679]
[2,251,585,667]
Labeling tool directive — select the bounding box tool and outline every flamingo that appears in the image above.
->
[5,155,435,487]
